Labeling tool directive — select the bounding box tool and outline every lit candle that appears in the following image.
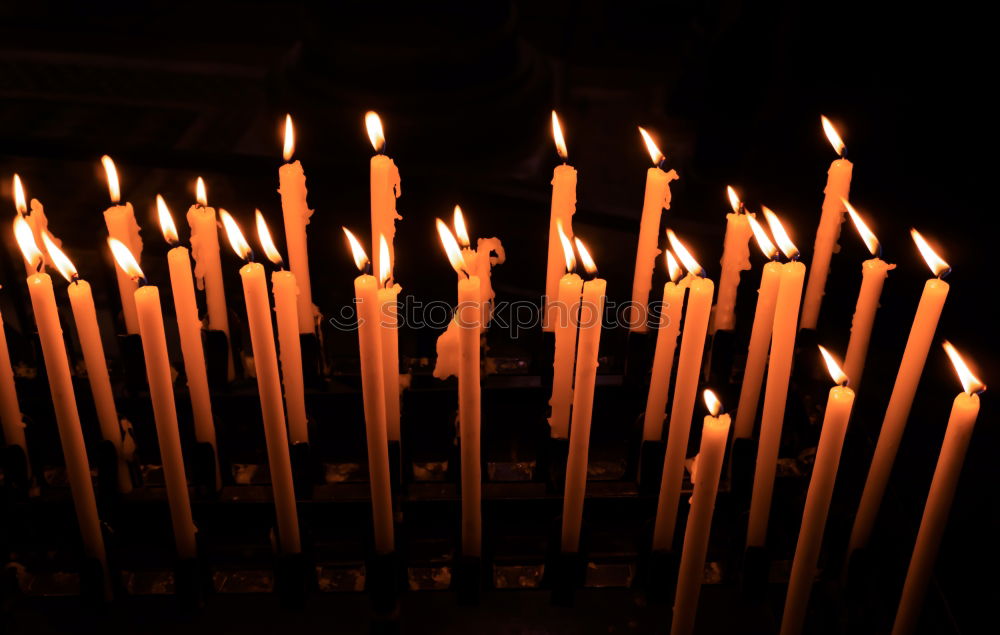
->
[157,196,220,487]
[801,116,852,330]
[780,347,855,635]
[13,217,109,596]
[0,302,28,470]
[711,186,754,333]
[100,156,143,334]
[376,235,402,442]
[652,230,712,551]
[671,390,731,635]
[628,127,679,332]
[42,233,132,493]
[848,230,951,555]
[366,111,402,288]
[453,205,505,329]
[544,111,577,330]
[342,228,395,555]
[108,238,197,559]
[892,342,985,635]
[255,211,308,446]
[842,200,895,391]
[747,208,805,548]
[277,115,317,333]
[733,215,782,440]
[186,178,234,379]
[220,211,301,555]
[13,174,57,275]
[642,249,688,441]
[561,237,605,553]
[548,221,582,439]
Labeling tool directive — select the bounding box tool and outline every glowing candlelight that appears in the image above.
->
[278,114,317,333]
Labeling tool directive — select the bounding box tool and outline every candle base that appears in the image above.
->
[0,443,30,491]
[290,441,315,499]
[453,554,483,606]
[366,550,401,616]
[637,439,666,495]
[740,545,770,603]
[118,334,147,392]
[203,329,233,389]
[299,332,324,389]
[637,549,679,603]
[173,556,207,612]
[192,440,223,495]
[274,551,314,608]
[548,550,583,606]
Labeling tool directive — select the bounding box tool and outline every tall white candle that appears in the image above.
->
[711,186,753,333]
[0,302,28,469]
[278,115,317,334]
[100,156,143,334]
[548,220,582,439]
[376,235,402,442]
[366,112,402,289]
[544,111,577,331]
[642,250,688,441]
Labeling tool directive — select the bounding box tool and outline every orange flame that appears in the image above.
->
[638,126,664,165]
[255,209,283,266]
[108,237,144,280]
[436,218,466,276]
[843,199,880,256]
[365,111,385,153]
[453,205,470,248]
[821,115,846,156]
[818,345,849,386]
[556,219,576,272]
[574,237,597,275]
[942,341,986,395]
[101,155,121,203]
[42,232,77,283]
[283,114,295,162]
[157,195,179,245]
[13,174,27,214]
[666,229,703,276]
[727,185,742,214]
[665,249,682,283]
[761,206,799,260]
[910,229,950,277]
[747,213,778,260]
[552,111,568,160]
[342,227,370,272]
[13,216,42,271]
[195,177,208,207]
[379,234,391,285]
[219,209,252,261]
[703,389,723,417]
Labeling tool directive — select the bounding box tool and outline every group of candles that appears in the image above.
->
[0,111,984,634]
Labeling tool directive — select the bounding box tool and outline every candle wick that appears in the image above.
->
[937,267,952,280]
[71,274,80,285]
[657,158,666,170]
[136,276,147,288]
[34,259,43,274]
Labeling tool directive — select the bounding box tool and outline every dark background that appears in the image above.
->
[1,1,995,632]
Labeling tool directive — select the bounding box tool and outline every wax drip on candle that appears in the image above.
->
[761,206,800,261]
[911,229,951,279]
[101,155,142,254]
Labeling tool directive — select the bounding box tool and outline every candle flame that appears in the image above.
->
[436,218,467,276]
[453,205,470,248]
[255,209,283,267]
[283,114,295,162]
[42,232,77,283]
[552,111,568,160]
[726,185,742,214]
[13,174,27,214]
[638,126,664,165]
[747,213,778,260]
[195,177,208,207]
[342,227,370,272]
[156,195,179,245]
[219,209,252,261]
[761,206,799,260]
[910,229,950,278]
[379,234,391,285]
[665,249,682,283]
[665,229,703,276]
[843,199,880,256]
[942,340,986,395]
[108,237,144,280]
[557,219,576,272]
[574,237,597,275]
[13,216,43,271]
[365,111,385,153]
[101,155,121,203]
[818,345,849,386]
[821,115,846,156]
[703,389,723,417]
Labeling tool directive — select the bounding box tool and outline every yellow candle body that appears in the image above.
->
[166,246,218,487]
[628,167,678,332]
[272,270,308,445]
[801,158,853,329]
[278,161,317,333]
[187,204,233,379]
[240,263,301,554]
[848,278,949,554]
[103,202,142,333]
[652,276,714,550]
[747,260,806,548]
[458,275,483,556]
[27,273,109,593]
[548,272,583,439]
[378,283,402,442]
[67,280,130,492]
[892,392,979,635]
[355,273,395,554]
[0,308,28,462]
[671,412,731,635]
[134,285,198,559]
[642,279,688,441]
[712,212,754,333]
[733,261,783,439]
[370,154,401,284]
[780,385,855,635]
[843,257,895,390]
[560,277,606,553]
[544,164,577,331]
